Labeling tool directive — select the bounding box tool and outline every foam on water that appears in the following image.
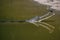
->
[33,0,60,11]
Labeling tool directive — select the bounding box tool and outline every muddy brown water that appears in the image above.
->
[0,0,60,40]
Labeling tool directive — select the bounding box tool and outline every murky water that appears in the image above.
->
[0,0,60,40]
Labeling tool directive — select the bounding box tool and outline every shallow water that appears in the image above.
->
[34,0,60,11]
[0,0,60,40]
